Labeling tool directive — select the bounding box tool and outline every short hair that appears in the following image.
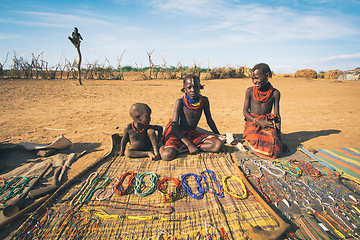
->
[129,103,151,119]
[252,63,272,78]
[181,74,204,92]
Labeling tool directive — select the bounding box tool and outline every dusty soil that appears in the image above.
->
[0,73,359,179]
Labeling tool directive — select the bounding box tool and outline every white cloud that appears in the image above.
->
[11,11,113,28]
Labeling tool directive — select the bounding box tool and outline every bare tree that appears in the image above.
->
[147,49,155,79]
[0,53,9,79]
[116,49,126,80]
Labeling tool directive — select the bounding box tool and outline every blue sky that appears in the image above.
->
[1,0,359,74]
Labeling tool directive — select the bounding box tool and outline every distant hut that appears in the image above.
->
[338,70,360,81]
[324,70,342,79]
[294,69,317,78]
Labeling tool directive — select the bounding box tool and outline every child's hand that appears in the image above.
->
[188,144,199,155]
[256,119,274,130]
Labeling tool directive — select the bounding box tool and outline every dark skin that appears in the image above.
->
[160,77,223,160]
[243,69,288,149]
[120,105,163,160]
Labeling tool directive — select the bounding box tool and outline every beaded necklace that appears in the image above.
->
[96,177,119,201]
[247,175,270,203]
[132,122,145,133]
[200,170,224,198]
[89,200,174,214]
[253,83,273,102]
[288,159,322,179]
[182,94,205,110]
[80,208,178,221]
[157,177,182,203]
[115,171,136,196]
[0,176,37,205]
[272,160,302,178]
[325,204,360,238]
[181,173,205,200]
[260,174,290,208]
[134,171,158,197]
[70,172,98,206]
[257,160,286,178]
[222,175,247,199]
[79,177,109,203]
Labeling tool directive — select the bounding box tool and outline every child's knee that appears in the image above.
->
[212,138,224,152]
[160,148,177,161]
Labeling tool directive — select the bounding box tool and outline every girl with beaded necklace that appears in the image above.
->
[243,63,288,158]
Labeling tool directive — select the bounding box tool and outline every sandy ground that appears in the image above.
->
[1,74,360,177]
[0,73,359,238]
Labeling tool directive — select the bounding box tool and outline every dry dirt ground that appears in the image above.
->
[1,73,360,178]
[0,73,359,238]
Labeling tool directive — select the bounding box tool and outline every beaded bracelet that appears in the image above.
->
[157,177,181,203]
[181,173,205,200]
[134,172,158,197]
[222,175,247,199]
[115,171,136,196]
[201,170,224,198]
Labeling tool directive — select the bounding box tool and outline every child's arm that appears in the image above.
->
[203,97,220,134]
[119,124,130,156]
[172,99,199,154]
[243,87,255,122]
[155,125,163,143]
[273,89,281,132]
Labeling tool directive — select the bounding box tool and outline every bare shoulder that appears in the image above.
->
[273,88,280,97]
[124,123,132,131]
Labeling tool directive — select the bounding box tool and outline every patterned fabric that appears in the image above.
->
[162,119,216,153]
[314,148,360,183]
[243,113,282,158]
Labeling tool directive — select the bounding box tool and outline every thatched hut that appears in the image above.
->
[324,70,342,79]
[338,70,360,81]
[294,69,317,78]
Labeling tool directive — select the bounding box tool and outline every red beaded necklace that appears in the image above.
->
[132,122,145,133]
[253,83,273,102]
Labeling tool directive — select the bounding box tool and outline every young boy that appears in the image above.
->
[243,63,286,158]
[119,103,163,161]
[160,74,223,161]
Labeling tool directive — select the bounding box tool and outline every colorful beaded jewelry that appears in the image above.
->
[132,122,145,133]
[134,172,158,197]
[157,177,182,203]
[201,170,224,198]
[115,171,136,196]
[181,173,205,200]
[222,175,247,199]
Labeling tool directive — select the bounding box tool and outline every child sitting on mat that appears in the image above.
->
[243,63,287,158]
[160,74,223,161]
[119,103,163,161]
